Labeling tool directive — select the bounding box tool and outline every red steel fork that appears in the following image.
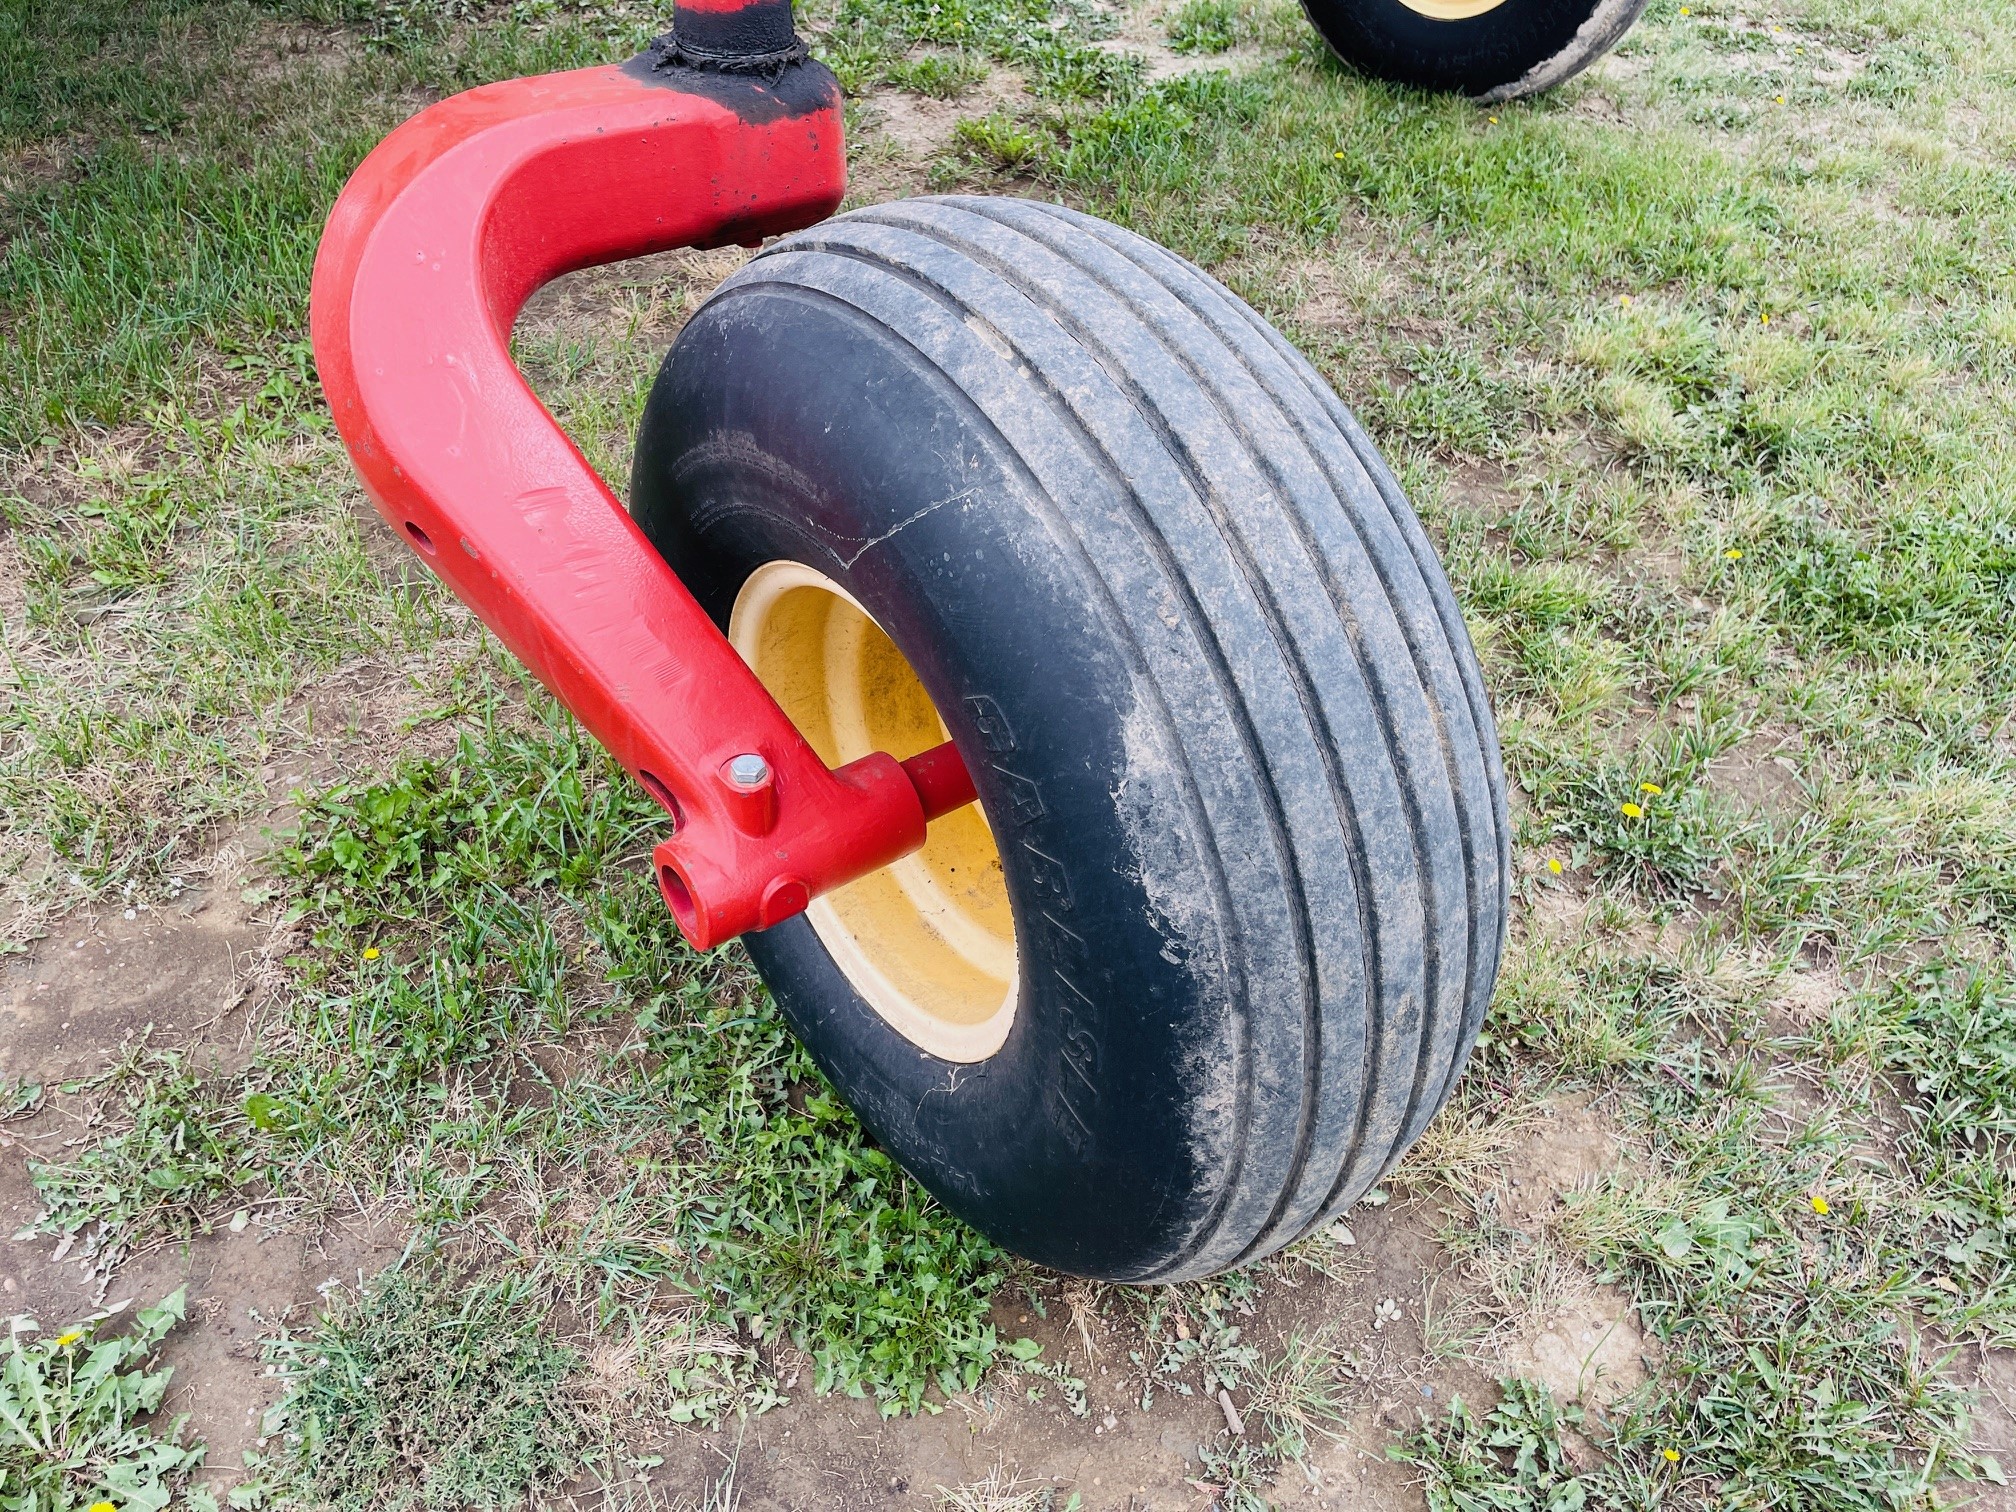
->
[310,1,975,950]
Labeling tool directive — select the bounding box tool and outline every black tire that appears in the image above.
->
[1300,0,1649,99]
[629,196,1507,1283]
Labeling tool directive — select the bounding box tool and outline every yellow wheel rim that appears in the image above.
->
[1395,0,1511,19]
[729,561,1019,1062]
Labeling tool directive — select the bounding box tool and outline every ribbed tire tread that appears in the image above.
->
[732,197,1507,1275]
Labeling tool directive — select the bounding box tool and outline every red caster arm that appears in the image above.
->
[310,5,973,949]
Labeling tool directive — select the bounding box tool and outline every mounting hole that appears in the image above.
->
[637,769,682,825]
[657,862,697,931]
[404,521,437,555]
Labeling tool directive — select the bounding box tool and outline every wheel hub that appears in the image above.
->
[730,561,1019,1062]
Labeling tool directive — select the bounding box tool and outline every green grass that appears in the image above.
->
[1164,0,1301,55]
[7,0,2016,1501]
[250,1265,588,1510]
[272,709,1007,1413]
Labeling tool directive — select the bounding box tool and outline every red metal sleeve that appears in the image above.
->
[310,61,961,949]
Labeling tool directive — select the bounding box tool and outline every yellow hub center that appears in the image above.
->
[729,561,1018,1062]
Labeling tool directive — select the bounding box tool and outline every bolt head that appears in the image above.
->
[728,752,770,788]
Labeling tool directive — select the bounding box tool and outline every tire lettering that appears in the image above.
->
[1043,910,1098,1148]
[992,766,1045,825]
[1025,843,1072,910]
[964,694,1016,754]
[1047,1080,1093,1152]
[1041,911,1089,976]
[1006,753,1094,1154]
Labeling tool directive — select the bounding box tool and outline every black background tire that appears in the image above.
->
[629,196,1508,1283]
[1301,0,1650,99]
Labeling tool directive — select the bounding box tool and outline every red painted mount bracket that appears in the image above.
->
[309,11,975,950]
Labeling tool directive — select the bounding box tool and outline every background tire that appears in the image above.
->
[629,196,1508,1283]
[1300,0,1650,99]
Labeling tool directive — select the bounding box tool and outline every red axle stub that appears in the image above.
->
[310,27,976,950]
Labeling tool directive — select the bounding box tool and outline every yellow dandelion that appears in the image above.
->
[55,1330,84,1347]
[1811,1195,1830,1215]
[1639,781,1663,795]
[1725,547,1743,560]
[1761,311,1772,323]
[1678,4,1690,11]
[1619,293,1634,305]
[87,1503,117,1512]
[1488,115,1499,123]
[1621,801,1645,819]
[1333,150,1345,159]
[362,947,380,961]
[1662,1447,1681,1463]
[1773,94,1785,105]
[1547,858,1564,875]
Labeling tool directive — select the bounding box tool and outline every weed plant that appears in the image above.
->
[0,1291,210,1512]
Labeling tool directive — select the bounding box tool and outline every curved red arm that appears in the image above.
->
[310,58,961,948]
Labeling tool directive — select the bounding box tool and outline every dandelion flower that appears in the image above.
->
[1333,150,1345,159]
[1725,547,1743,560]
[1811,1195,1830,1215]
[1639,781,1663,795]
[1619,293,1633,305]
[1621,801,1645,819]
[1678,4,1689,11]
[1773,94,1785,104]
[362,946,381,961]
[1662,1447,1681,1463]
[55,1330,83,1347]
[1488,115,1499,123]
[1762,311,1772,323]
[87,1503,117,1512]
[1547,858,1564,875]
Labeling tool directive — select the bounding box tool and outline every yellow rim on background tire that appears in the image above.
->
[729,561,1018,1062]
[1395,0,1512,20]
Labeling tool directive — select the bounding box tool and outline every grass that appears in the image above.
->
[4,0,2016,1502]
[249,1265,588,1510]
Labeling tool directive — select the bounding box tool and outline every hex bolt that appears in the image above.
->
[727,752,771,789]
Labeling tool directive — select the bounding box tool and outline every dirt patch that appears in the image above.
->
[1945,1341,2016,1512]
[1495,1096,1621,1228]
[849,66,1037,190]
[0,893,407,1488]
[0,878,267,1085]
[236,15,362,89]
[1501,1288,1646,1410]
[1415,1095,1658,1415]
[1706,729,1810,816]
[860,88,982,161]
[1283,252,1415,348]
[1492,1103,1650,1407]
[1766,965,1846,1029]
[1097,0,1294,83]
